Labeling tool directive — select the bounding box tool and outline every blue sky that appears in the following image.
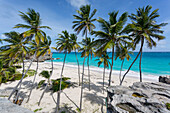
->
[0,0,170,52]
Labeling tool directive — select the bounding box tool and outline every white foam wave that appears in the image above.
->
[44,61,158,81]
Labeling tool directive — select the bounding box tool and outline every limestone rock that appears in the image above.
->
[0,98,33,113]
[28,52,52,62]
[107,82,170,113]
[0,89,12,97]
[159,75,170,84]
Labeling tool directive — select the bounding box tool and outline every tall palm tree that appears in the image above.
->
[0,31,29,101]
[73,5,97,112]
[78,37,94,111]
[95,51,111,93]
[79,37,94,91]
[53,30,72,112]
[27,36,52,103]
[73,4,97,39]
[92,11,128,87]
[115,43,133,84]
[14,8,51,44]
[8,9,51,100]
[37,36,53,105]
[70,34,81,86]
[120,5,167,85]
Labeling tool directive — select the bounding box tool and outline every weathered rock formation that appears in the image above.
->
[0,98,33,113]
[159,75,170,84]
[107,82,170,113]
[27,52,52,62]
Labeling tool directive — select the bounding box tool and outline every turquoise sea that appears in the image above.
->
[50,52,170,77]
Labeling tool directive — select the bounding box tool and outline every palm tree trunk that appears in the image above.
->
[106,46,115,111]
[8,51,37,100]
[14,54,25,103]
[103,65,106,94]
[120,39,144,85]
[80,57,86,112]
[119,59,124,84]
[108,46,115,86]
[87,55,90,91]
[26,58,39,103]
[75,50,80,86]
[139,39,144,82]
[56,52,67,113]
[38,54,53,106]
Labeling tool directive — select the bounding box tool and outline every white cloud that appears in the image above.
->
[66,0,89,8]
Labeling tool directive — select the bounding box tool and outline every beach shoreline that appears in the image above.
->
[0,62,158,112]
[45,61,158,82]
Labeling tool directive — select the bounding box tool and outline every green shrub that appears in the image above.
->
[166,103,170,110]
[37,80,46,89]
[50,77,71,92]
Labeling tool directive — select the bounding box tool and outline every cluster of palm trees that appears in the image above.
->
[54,5,167,112]
[0,4,167,113]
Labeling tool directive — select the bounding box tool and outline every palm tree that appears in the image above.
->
[8,9,51,100]
[78,37,94,111]
[0,31,29,101]
[37,36,53,105]
[115,43,133,84]
[27,36,52,103]
[53,30,72,112]
[70,34,81,86]
[120,5,167,85]
[79,37,94,91]
[95,51,111,93]
[92,11,128,87]
[14,8,51,44]
[73,4,97,39]
[73,5,97,112]
[37,70,52,105]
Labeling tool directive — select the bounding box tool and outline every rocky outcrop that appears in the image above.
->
[27,53,52,62]
[0,89,12,97]
[107,82,170,113]
[0,98,33,113]
[159,75,170,84]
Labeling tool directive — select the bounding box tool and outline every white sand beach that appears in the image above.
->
[0,62,158,113]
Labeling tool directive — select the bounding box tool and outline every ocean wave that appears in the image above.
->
[45,61,158,81]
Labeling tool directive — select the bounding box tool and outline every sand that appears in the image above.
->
[0,62,158,113]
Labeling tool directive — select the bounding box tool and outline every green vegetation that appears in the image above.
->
[34,108,43,112]
[166,103,170,110]
[50,77,71,92]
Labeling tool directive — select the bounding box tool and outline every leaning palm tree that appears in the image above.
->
[70,34,81,86]
[37,36,53,105]
[92,11,128,87]
[120,5,167,85]
[14,8,51,44]
[0,31,29,101]
[8,8,51,100]
[0,32,28,67]
[115,43,133,84]
[27,36,52,103]
[53,30,72,112]
[73,4,97,39]
[95,51,111,93]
